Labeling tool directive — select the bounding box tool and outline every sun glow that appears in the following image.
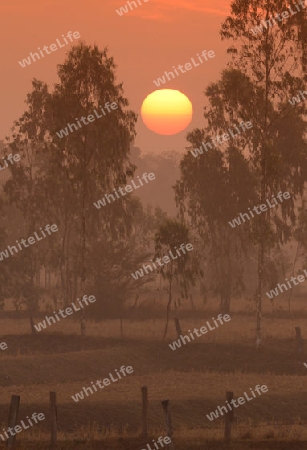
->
[141,89,193,135]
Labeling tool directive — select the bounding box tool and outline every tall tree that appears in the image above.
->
[220,0,307,346]
[176,1,307,334]
[175,111,255,313]
[5,43,138,330]
[4,80,54,331]
[50,42,137,305]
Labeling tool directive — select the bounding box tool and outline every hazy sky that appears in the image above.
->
[0,0,230,154]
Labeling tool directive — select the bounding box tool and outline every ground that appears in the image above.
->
[0,297,307,449]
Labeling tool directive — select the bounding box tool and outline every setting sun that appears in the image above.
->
[141,89,193,135]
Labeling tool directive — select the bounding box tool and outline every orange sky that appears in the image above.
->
[0,0,231,154]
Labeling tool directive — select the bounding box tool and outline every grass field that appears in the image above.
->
[0,296,307,449]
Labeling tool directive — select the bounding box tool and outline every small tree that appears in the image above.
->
[154,219,194,339]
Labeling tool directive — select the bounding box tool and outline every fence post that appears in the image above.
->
[224,391,234,443]
[80,311,85,336]
[7,395,20,448]
[295,327,304,356]
[141,386,148,438]
[161,399,174,450]
[173,317,182,338]
[120,316,124,340]
[50,391,57,449]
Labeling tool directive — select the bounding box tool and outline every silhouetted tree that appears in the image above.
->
[220,0,307,346]
[175,100,255,313]
[154,219,194,339]
[5,43,138,333]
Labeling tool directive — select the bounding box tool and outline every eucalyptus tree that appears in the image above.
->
[5,43,138,329]
[50,42,137,303]
[154,219,195,339]
[175,104,256,314]
[220,0,307,346]
[176,1,307,340]
[0,196,11,310]
[4,80,56,328]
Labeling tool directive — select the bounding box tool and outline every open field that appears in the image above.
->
[0,300,307,448]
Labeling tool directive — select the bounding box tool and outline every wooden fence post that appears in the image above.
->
[224,391,234,443]
[50,391,57,449]
[161,399,174,450]
[173,317,182,338]
[120,316,124,340]
[295,327,304,356]
[7,395,20,448]
[80,311,85,336]
[141,386,148,438]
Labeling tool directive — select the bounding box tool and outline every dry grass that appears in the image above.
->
[0,295,307,447]
[0,308,306,342]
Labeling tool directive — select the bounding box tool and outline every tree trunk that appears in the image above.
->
[220,293,230,314]
[189,294,196,310]
[219,279,231,314]
[256,242,264,349]
[29,315,37,335]
[163,278,172,340]
[120,315,124,340]
[79,132,88,335]
[288,242,300,318]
